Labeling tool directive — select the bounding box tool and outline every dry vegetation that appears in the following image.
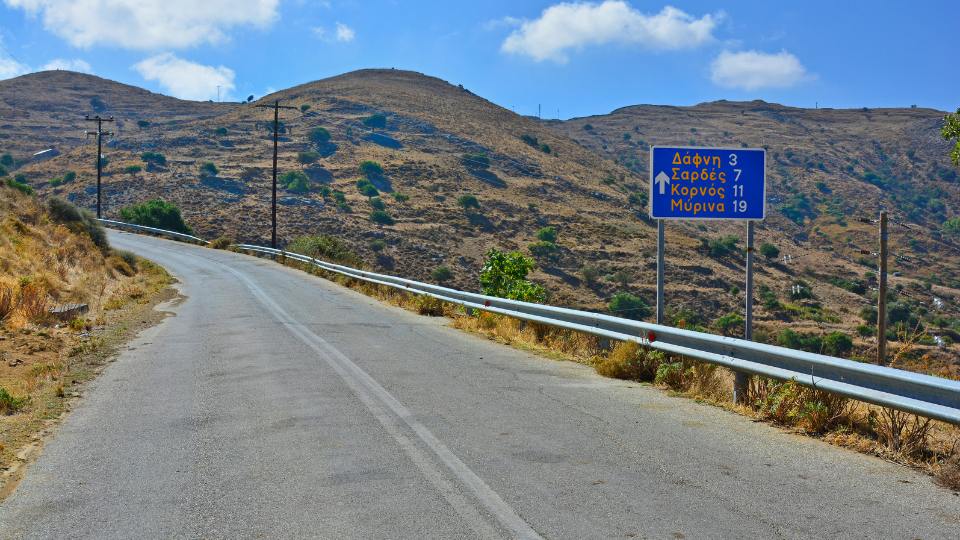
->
[266,249,959,490]
[0,185,172,496]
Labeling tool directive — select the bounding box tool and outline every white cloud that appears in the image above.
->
[133,53,235,101]
[334,22,355,42]
[313,22,356,43]
[710,49,808,90]
[3,0,279,50]
[501,1,719,63]
[0,52,29,79]
[41,58,92,72]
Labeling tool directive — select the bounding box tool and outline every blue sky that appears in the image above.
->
[0,1,956,118]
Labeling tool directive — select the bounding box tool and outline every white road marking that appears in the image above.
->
[223,265,543,540]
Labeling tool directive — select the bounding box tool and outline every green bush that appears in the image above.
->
[288,235,360,266]
[431,265,453,283]
[5,177,33,195]
[856,324,874,337]
[759,242,780,260]
[777,329,823,353]
[356,178,379,197]
[199,162,218,178]
[141,152,167,166]
[362,113,387,129]
[759,284,780,310]
[714,312,744,336]
[536,226,557,243]
[457,194,479,209]
[527,241,558,259]
[369,239,386,252]
[520,134,538,147]
[309,127,331,145]
[608,293,651,320]
[137,120,150,128]
[392,192,409,203]
[0,164,7,177]
[281,171,310,193]
[706,235,739,257]
[0,153,13,167]
[298,151,320,164]
[823,331,853,357]
[48,197,109,252]
[540,143,551,154]
[119,199,193,235]
[300,104,311,112]
[214,127,228,136]
[943,217,960,237]
[0,387,27,415]
[359,160,384,178]
[124,165,142,174]
[369,197,386,210]
[479,249,546,303]
[369,210,394,225]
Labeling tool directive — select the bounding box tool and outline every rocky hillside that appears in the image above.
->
[1,69,958,370]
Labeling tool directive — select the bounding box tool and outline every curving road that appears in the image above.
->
[1,231,958,539]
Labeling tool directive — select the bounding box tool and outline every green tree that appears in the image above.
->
[369,196,386,210]
[942,108,960,167]
[309,127,331,145]
[759,242,780,260]
[608,293,651,321]
[369,210,394,225]
[536,226,557,243]
[0,153,12,167]
[359,160,384,178]
[199,162,218,178]
[714,312,744,336]
[943,217,960,237]
[119,199,193,235]
[431,266,453,283]
[281,171,310,193]
[141,152,167,167]
[457,194,479,210]
[479,249,546,303]
[823,331,854,357]
[298,151,320,164]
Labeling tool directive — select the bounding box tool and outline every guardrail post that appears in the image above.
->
[656,219,665,325]
[734,220,755,404]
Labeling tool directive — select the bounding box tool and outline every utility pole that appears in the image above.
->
[255,100,298,249]
[85,115,114,218]
[877,210,888,365]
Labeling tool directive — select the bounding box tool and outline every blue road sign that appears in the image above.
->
[649,146,766,220]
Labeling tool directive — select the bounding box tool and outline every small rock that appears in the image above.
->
[8,358,23,367]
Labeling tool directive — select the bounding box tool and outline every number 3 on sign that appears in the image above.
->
[733,200,748,212]
[729,153,738,166]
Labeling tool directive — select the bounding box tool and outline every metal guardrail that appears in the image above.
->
[97,218,209,245]
[101,220,960,425]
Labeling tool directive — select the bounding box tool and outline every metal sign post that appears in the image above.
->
[649,146,766,402]
[656,220,665,324]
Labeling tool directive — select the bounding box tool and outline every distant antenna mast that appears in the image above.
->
[217,85,221,103]
[538,104,541,120]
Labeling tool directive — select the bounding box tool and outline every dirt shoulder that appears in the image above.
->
[0,260,176,501]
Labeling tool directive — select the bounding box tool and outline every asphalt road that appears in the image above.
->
[1,231,958,539]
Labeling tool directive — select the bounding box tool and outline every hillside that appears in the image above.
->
[1,69,958,371]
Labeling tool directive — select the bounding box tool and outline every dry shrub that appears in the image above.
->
[748,378,806,425]
[416,296,444,316]
[594,341,664,381]
[107,256,135,277]
[209,236,233,250]
[18,282,48,323]
[868,408,932,457]
[0,282,16,322]
[935,441,960,490]
[796,389,857,433]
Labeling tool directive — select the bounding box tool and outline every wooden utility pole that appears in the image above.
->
[877,211,888,365]
[85,115,114,218]
[255,100,297,249]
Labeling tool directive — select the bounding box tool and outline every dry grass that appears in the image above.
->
[264,247,960,490]
[17,283,47,324]
[0,283,15,323]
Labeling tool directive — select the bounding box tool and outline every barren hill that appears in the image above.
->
[2,69,958,370]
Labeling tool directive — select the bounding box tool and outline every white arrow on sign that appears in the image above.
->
[655,171,671,195]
